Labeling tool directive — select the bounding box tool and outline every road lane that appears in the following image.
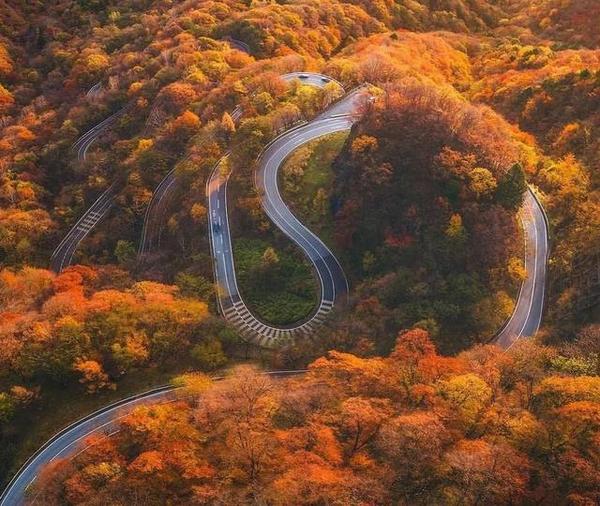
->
[7,80,550,504]
[203,84,365,347]
[494,189,548,349]
[50,106,128,273]
[50,184,116,273]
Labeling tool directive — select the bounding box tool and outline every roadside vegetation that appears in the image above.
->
[471,46,600,334]
[0,0,599,497]
[0,265,240,480]
[280,132,348,250]
[233,238,318,326]
[8,364,181,487]
[31,332,600,505]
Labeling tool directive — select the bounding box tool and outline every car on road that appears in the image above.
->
[320,76,330,83]
[299,74,309,79]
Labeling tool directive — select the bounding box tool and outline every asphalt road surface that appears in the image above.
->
[207,152,337,348]
[12,78,550,504]
[49,106,126,273]
[494,189,548,350]
[224,37,251,54]
[138,72,341,259]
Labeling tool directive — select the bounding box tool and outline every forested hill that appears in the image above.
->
[0,0,599,499]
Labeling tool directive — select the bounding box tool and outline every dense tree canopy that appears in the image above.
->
[0,0,598,495]
[0,264,239,479]
[32,332,600,505]
[328,81,524,351]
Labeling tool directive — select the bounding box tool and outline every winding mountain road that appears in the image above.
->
[206,83,360,347]
[495,189,548,349]
[13,75,551,505]
[50,106,127,273]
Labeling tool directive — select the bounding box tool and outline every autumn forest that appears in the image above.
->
[0,0,599,504]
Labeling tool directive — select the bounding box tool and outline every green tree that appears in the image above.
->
[175,272,214,300]
[439,374,492,430]
[262,247,279,268]
[468,167,497,198]
[496,163,527,210]
[190,340,227,371]
[221,112,236,141]
[231,117,271,170]
[362,251,376,273]
[0,392,15,423]
[313,188,329,218]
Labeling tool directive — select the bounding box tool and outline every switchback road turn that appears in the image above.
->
[206,88,366,347]
[138,72,341,260]
[10,79,549,505]
[50,105,128,273]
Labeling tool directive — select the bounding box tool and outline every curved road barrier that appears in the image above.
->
[85,82,102,100]
[223,37,251,54]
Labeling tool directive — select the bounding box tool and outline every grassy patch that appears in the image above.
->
[234,238,318,325]
[279,132,348,248]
